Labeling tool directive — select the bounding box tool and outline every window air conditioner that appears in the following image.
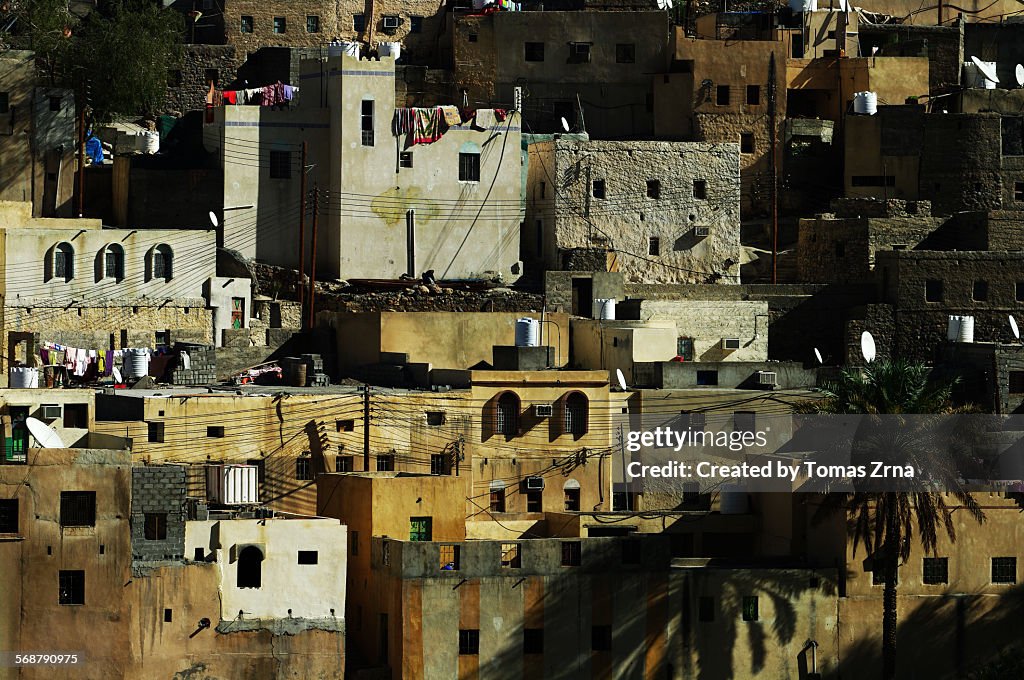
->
[525,476,545,491]
[694,226,710,237]
[534,404,553,418]
[41,404,63,420]
[722,338,741,350]
[758,371,778,387]
[383,16,400,29]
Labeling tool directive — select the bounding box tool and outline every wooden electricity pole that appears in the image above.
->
[768,51,779,285]
[308,184,319,330]
[297,142,307,325]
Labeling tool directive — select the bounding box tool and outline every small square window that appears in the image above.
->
[591,625,612,651]
[204,69,219,86]
[524,628,543,654]
[992,556,1017,583]
[740,133,755,154]
[194,547,205,561]
[973,280,989,301]
[501,543,521,568]
[306,15,320,33]
[270,150,292,179]
[164,608,173,622]
[335,455,354,472]
[59,570,85,605]
[336,419,355,432]
[526,490,541,512]
[426,411,445,426]
[440,544,461,570]
[410,16,423,33]
[716,85,730,105]
[693,179,707,199]
[592,179,606,199]
[60,491,96,527]
[1016,282,1024,301]
[1008,371,1024,394]
[399,152,413,168]
[459,629,480,655]
[646,179,660,199]
[353,14,366,32]
[698,596,714,622]
[742,596,759,621]
[273,16,286,34]
[561,541,581,566]
[459,152,480,182]
[240,15,253,33]
[296,457,313,480]
[376,454,395,471]
[144,513,167,540]
[616,43,635,64]
[923,557,948,584]
[410,516,432,541]
[148,422,165,443]
[0,499,19,533]
[568,42,591,63]
[696,370,718,386]
[430,454,447,476]
[1015,181,1024,202]
[489,488,506,513]
[648,236,660,256]
[746,85,761,105]
[468,33,478,43]
[49,95,62,112]
[925,279,943,302]
[525,42,545,62]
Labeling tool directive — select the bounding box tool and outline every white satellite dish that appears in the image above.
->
[814,348,823,365]
[209,211,219,228]
[560,117,570,133]
[861,331,877,364]
[615,368,628,392]
[26,417,65,449]
[656,0,673,8]
[1011,314,1020,340]
[112,366,123,384]
[1016,64,1024,87]
[971,56,999,84]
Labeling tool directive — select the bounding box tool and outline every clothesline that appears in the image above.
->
[38,341,156,379]
[391,106,509,146]
[223,82,299,107]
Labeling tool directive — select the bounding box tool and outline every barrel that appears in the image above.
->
[947,315,975,343]
[853,91,877,115]
[515,318,540,347]
[125,349,150,379]
[9,367,39,388]
[593,298,616,320]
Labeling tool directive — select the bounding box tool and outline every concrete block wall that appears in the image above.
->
[131,465,187,563]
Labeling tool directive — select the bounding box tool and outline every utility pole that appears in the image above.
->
[768,51,779,285]
[297,142,307,325]
[77,81,89,218]
[362,385,371,472]
[308,183,319,330]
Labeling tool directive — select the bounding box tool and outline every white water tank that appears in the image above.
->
[138,131,160,154]
[206,464,259,505]
[379,42,401,61]
[593,298,617,320]
[719,484,749,514]
[853,91,877,115]
[788,0,817,11]
[947,315,975,343]
[125,348,150,379]
[9,367,38,388]
[515,317,540,347]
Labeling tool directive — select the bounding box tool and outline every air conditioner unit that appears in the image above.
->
[534,404,553,418]
[694,226,710,237]
[758,371,778,387]
[525,476,545,491]
[382,15,400,29]
[40,404,62,421]
[722,338,741,350]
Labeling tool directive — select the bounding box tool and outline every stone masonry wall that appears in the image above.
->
[165,45,241,115]
[131,465,187,563]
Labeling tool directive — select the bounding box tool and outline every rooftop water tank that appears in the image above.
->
[593,298,616,320]
[379,42,401,61]
[9,367,38,388]
[947,315,975,343]
[853,91,877,115]
[125,348,150,380]
[515,317,540,347]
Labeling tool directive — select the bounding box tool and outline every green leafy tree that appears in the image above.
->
[799,360,985,680]
[70,0,183,120]
[0,0,77,83]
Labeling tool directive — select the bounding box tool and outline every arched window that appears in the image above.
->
[237,545,263,589]
[104,244,125,281]
[564,392,589,436]
[52,242,74,281]
[495,392,520,437]
[153,244,173,281]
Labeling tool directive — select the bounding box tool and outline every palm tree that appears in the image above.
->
[798,360,986,680]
